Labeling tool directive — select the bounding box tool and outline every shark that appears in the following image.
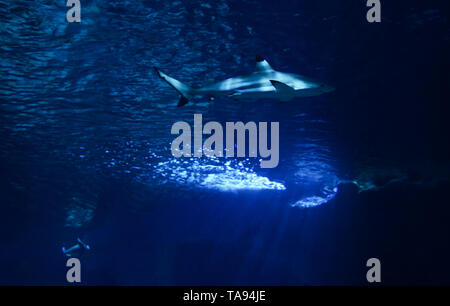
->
[154,56,334,107]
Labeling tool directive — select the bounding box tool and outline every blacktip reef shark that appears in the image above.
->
[154,56,334,107]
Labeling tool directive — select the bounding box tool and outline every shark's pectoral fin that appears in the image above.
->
[270,80,295,101]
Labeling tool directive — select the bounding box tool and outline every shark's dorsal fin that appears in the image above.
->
[270,80,295,93]
[255,56,273,72]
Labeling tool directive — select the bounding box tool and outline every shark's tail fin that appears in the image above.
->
[154,67,194,107]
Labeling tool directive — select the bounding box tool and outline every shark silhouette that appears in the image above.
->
[154,56,334,107]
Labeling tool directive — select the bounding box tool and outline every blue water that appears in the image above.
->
[0,0,449,285]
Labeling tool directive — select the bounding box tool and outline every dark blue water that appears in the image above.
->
[1,0,449,285]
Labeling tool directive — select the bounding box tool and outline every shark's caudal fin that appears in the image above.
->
[154,67,194,107]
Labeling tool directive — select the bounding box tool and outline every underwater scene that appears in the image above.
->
[0,0,449,285]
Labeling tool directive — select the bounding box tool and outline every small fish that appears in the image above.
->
[62,238,90,258]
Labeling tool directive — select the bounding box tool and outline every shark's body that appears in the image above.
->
[154,56,334,107]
